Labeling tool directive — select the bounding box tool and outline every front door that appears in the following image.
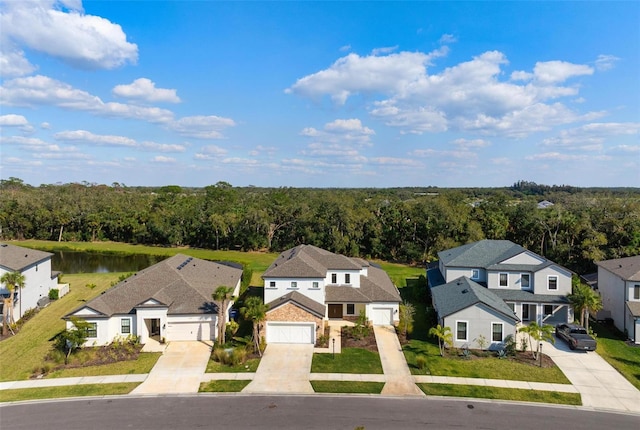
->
[328,304,343,319]
[522,304,530,321]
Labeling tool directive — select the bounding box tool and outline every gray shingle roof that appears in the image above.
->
[431,276,518,322]
[263,245,361,278]
[0,243,53,272]
[65,254,242,318]
[438,240,522,268]
[266,290,326,318]
[597,256,640,281]
[627,301,640,317]
[489,289,570,304]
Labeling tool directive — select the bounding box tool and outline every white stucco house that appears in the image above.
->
[428,240,573,349]
[0,243,66,323]
[64,254,242,346]
[262,245,401,344]
[596,255,640,344]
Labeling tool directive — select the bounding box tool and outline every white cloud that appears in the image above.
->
[595,54,620,72]
[151,156,176,163]
[194,144,228,160]
[491,157,511,165]
[301,118,375,144]
[0,75,174,123]
[607,145,640,155]
[54,130,137,147]
[371,46,398,56]
[169,115,236,139]
[542,122,640,149]
[409,148,476,159]
[339,45,351,52]
[369,157,422,167]
[439,34,457,44]
[0,114,29,126]
[40,122,51,129]
[525,152,586,161]
[112,78,181,103]
[140,141,186,152]
[0,0,138,71]
[0,46,36,78]
[532,61,593,84]
[451,138,490,148]
[249,145,277,156]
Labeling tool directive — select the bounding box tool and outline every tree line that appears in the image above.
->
[1,177,639,274]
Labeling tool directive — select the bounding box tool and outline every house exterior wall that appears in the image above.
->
[0,258,58,320]
[487,270,532,290]
[365,302,400,325]
[135,307,168,344]
[445,267,486,283]
[443,304,516,350]
[66,317,111,346]
[597,267,625,332]
[501,252,545,265]
[532,265,571,295]
[265,302,324,338]
[324,269,361,288]
[263,277,325,304]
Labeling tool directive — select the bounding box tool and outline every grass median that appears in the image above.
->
[591,322,640,390]
[418,383,582,405]
[199,380,250,392]
[311,381,384,394]
[311,348,383,374]
[0,383,140,403]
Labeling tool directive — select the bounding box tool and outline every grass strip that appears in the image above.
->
[199,380,250,392]
[418,383,581,405]
[45,352,161,378]
[311,381,384,394]
[205,358,260,373]
[0,383,139,403]
[311,348,383,374]
[591,323,640,390]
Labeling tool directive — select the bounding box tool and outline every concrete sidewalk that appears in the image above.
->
[373,325,425,397]
[0,374,147,390]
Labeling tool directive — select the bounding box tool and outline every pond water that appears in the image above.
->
[51,251,165,274]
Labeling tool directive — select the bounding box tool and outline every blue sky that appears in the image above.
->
[1,1,638,188]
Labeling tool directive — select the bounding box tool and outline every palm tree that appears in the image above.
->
[568,282,602,331]
[240,296,269,356]
[428,324,452,357]
[1,271,25,336]
[518,321,554,360]
[212,286,236,345]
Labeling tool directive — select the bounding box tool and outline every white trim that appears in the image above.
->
[455,320,468,341]
[491,322,504,342]
[120,317,131,335]
[547,275,558,291]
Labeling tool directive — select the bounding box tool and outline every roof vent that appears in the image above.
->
[461,288,468,294]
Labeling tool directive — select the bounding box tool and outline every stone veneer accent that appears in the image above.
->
[263,302,325,336]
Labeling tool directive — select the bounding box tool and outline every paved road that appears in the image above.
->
[242,344,314,393]
[2,395,638,430]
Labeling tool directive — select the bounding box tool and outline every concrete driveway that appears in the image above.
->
[131,341,212,394]
[373,325,424,396]
[542,336,640,413]
[242,344,314,394]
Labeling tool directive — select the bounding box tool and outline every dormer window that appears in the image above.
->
[345,274,351,284]
[331,273,337,284]
[520,274,530,289]
[471,269,479,280]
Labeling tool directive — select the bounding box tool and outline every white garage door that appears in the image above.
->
[266,322,315,344]
[371,307,393,326]
[166,321,211,341]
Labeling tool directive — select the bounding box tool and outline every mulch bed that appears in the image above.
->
[341,326,378,352]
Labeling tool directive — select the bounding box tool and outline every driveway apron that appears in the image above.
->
[131,341,211,394]
[542,338,640,413]
[242,344,314,394]
[373,325,425,396]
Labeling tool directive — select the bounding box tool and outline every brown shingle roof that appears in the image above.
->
[266,291,326,318]
[65,254,242,318]
[263,245,361,278]
[0,243,52,272]
[627,301,640,318]
[597,256,640,281]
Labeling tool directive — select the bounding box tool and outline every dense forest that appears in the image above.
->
[1,177,639,274]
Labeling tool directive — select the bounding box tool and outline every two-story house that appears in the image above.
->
[596,255,640,344]
[427,240,573,349]
[0,243,63,322]
[262,245,401,344]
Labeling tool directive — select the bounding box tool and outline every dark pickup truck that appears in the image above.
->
[555,323,597,351]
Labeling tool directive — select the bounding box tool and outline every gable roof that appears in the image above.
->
[263,244,362,278]
[596,256,640,281]
[65,254,242,318]
[431,276,518,322]
[266,290,326,318]
[0,243,52,272]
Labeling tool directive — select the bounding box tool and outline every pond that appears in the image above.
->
[51,251,165,274]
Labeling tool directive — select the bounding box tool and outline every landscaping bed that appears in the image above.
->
[341,325,378,352]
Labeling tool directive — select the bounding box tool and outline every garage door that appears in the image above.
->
[166,321,212,341]
[371,307,393,326]
[266,322,315,344]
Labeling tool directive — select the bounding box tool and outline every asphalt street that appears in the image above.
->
[2,395,638,430]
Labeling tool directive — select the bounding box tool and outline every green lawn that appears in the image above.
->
[206,357,261,373]
[418,383,582,405]
[311,381,384,394]
[373,262,424,287]
[199,380,250,392]
[0,272,124,382]
[311,348,383,374]
[0,383,140,403]
[404,340,570,383]
[591,322,640,390]
[45,352,161,378]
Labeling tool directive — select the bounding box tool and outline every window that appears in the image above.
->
[548,276,558,290]
[520,274,530,289]
[492,323,503,342]
[544,305,553,316]
[471,269,479,280]
[499,273,508,287]
[331,273,337,283]
[86,322,97,338]
[269,281,276,288]
[345,273,351,284]
[456,321,468,341]
[312,281,319,289]
[634,285,640,300]
[347,304,355,315]
[121,318,131,334]
[290,281,297,289]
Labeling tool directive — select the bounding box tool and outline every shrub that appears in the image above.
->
[48,289,59,300]
[496,349,508,359]
[503,334,517,356]
[86,283,97,290]
[475,334,488,351]
[416,355,427,370]
[226,320,239,339]
[212,347,228,364]
[259,336,267,354]
[317,334,330,348]
[230,348,248,365]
